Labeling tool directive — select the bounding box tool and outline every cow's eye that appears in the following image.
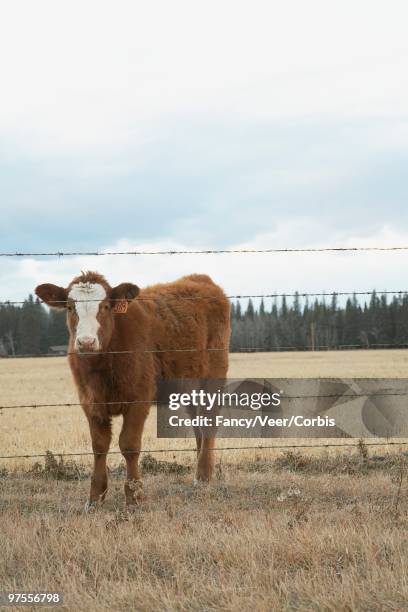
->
[103,304,110,311]
[67,304,73,312]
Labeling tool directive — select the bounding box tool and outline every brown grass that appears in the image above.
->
[1,351,408,610]
[1,455,407,611]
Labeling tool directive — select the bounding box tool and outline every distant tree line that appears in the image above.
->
[1,292,408,356]
[230,292,408,351]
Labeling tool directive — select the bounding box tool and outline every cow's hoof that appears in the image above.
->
[84,499,97,513]
[125,503,140,513]
[125,479,146,505]
[125,479,144,496]
[193,477,210,487]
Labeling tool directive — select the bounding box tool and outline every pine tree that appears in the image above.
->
[245,299,255,320]
[235,301,242,321]
[48,310,69,347]
[18,295,48,355]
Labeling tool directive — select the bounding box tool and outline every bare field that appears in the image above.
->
[1,351,408,611]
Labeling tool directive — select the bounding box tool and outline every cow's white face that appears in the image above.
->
[35,273,140,355]
[68,282,107,352]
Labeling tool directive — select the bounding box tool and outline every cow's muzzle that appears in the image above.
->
[76,336,99,353]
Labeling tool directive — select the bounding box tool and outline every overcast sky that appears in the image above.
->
[1,0,408,302]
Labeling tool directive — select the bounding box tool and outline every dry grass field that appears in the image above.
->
[1,351,408,611]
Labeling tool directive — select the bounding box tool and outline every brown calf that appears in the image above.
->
[35,271,230,510]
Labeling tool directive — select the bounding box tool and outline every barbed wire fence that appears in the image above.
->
[2,244,408,463]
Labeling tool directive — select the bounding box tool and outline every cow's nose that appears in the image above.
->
[77,336,97,351]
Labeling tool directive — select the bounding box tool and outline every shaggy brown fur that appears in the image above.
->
[35,272,230,509]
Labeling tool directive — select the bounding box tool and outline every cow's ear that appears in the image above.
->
[110,282,140,303]
[35,284,68,309]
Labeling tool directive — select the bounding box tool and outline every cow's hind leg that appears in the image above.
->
[119,404,150,506]
[195,329,229,483]
[86,415,112,511]
[193,425,202,455]
[188,396,214,481]
[196,434,216,482]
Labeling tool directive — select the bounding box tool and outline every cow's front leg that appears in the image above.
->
[86,415,112,511]
[119,404,150,507]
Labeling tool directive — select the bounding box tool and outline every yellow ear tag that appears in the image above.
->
[112,300,128,314]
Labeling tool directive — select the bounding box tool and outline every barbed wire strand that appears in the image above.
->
[2,290,408,306]
[1,440,408,461]
[3,342,408,359]
[3,391,408,411]
[3,246,408,257]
